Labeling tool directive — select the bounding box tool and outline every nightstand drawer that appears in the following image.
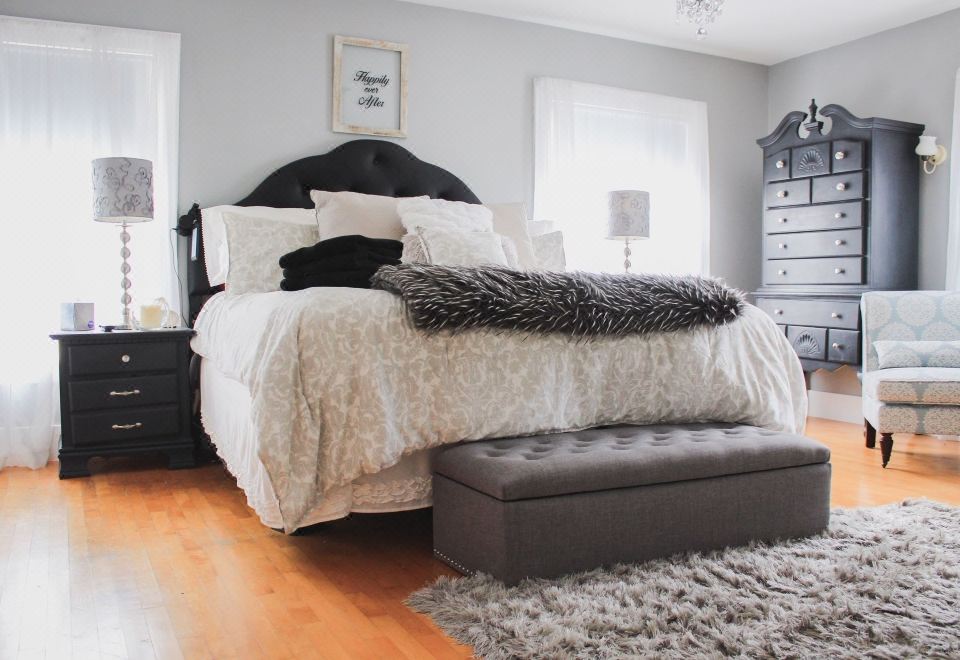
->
[67,374,179,412]
[66,341,177,377]
[70,405,180,447]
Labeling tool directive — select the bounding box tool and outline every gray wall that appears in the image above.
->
[768,9,960,397]
[0,0,768,291]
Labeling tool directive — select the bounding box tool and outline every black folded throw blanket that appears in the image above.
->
[371,263,745,338]
[279,235,402,291]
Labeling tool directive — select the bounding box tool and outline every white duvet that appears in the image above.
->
[192,289,807,532]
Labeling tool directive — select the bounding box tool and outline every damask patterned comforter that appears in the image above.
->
[192,289,807,532]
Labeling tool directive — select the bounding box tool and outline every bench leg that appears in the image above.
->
[880,433,894,468]
[864,420,876,449]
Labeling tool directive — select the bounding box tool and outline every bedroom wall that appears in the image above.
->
[768,9,960,403]
[0,0,768,292]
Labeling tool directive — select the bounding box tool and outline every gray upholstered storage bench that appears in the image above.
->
[432,423,831,585]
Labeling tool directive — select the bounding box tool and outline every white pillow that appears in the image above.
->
[532,231,566,271]
[486,202,538,269]
[402,231,519,268]
[397,197,493,233]
[417,226,509,267]
[201,205,315,286]
[311,190,427,241]
[222,213,319,295]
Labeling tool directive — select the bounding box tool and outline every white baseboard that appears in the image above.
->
[807,390,862,424]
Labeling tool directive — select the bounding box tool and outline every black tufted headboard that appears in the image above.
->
[176,139,481,325]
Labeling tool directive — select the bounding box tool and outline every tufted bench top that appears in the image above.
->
[434,423,830,501]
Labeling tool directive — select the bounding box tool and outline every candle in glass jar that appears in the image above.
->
[140,303,163,329]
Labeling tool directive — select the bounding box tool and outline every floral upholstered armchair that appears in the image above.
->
[861,291,960,467]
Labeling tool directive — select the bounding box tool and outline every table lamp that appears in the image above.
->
[607,190,649,273]
[92,157,153,329]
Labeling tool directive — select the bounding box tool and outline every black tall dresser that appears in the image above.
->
[753,101,924,371]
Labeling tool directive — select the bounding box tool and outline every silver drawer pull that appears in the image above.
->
[777,269,786,275]
[835,239,845,246]
[834,268,845,274]
[777,217,787,224]
[109,389,141,397]
[835,151,846,160]
[111,422,143,431]
[774,309,784,315]
[121,354,131,363]
[776,160,786,169]
[778,243,786,249]
[832,342,843,350]
[776,190,788,198]
[835,183,847,191]
[834,212,845,219]
[831,312,841,319]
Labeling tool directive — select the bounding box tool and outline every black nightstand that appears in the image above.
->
[50,328,196,478]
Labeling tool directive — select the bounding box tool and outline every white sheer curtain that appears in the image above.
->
[946,68,960,289]
[534,77,710,274]
[0,16,180,469]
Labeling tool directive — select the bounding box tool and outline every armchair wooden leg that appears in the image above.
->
[880,433,894,468]
[864,421,877,449]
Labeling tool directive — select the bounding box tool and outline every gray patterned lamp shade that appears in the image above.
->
[607,190,650,240]
[92,157,154,223]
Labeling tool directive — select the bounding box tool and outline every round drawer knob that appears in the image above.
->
[835,151,846,160]
[835,239,846,246]
[836,183,847,191]
[832,342,843,350]
[774,309,783,315]
[776,160,786,169]
[834,268,845,274]
[778,243,786,249]
[121,354,131,363]
[831,312,841,319]
[777,269,786,275]
[778,217,787,224]
[834,212,845,219]
[776,190,788,198]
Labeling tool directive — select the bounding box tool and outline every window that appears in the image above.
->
[0,16,180,468]
[533,77,709,274]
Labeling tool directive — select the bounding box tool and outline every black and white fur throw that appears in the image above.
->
[371,264,745,338]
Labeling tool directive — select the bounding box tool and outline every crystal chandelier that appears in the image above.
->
[676,0,725,39]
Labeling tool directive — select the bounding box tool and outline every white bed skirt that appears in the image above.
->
[200,359,436,529]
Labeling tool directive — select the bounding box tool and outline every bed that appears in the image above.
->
[178,139,807,533]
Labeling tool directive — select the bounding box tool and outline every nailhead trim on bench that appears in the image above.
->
[434,548,474,575]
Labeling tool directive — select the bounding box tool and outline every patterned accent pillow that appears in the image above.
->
[531,231,566,271]
[417,226,509,267]
[223,213,319,294]
[873,340,960,369]
[402,230,519,268]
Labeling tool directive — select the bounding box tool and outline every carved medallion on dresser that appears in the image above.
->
[754,100,924,371]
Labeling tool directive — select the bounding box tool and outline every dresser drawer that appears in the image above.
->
[828,329,860,363]
[70,405,181,447]
[765,229,864,260]
[765,179,810,208]
[764,149,791,182]
[66,341,178,377]
[787,326,827,360]
[831,140,864,173]
[67,374,179,412]
[763,257,864,286]
[812,171,865,204]
[756,298,859,330]
[791,143,831,178]
[764,201,863,234]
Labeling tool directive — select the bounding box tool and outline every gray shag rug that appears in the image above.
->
[408,500,960,659]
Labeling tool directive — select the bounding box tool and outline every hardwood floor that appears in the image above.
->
[1,417,958,659]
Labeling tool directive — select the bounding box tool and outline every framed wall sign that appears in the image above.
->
[333,35,409,138]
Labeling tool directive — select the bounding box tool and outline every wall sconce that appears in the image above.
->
[916,135,948,174]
